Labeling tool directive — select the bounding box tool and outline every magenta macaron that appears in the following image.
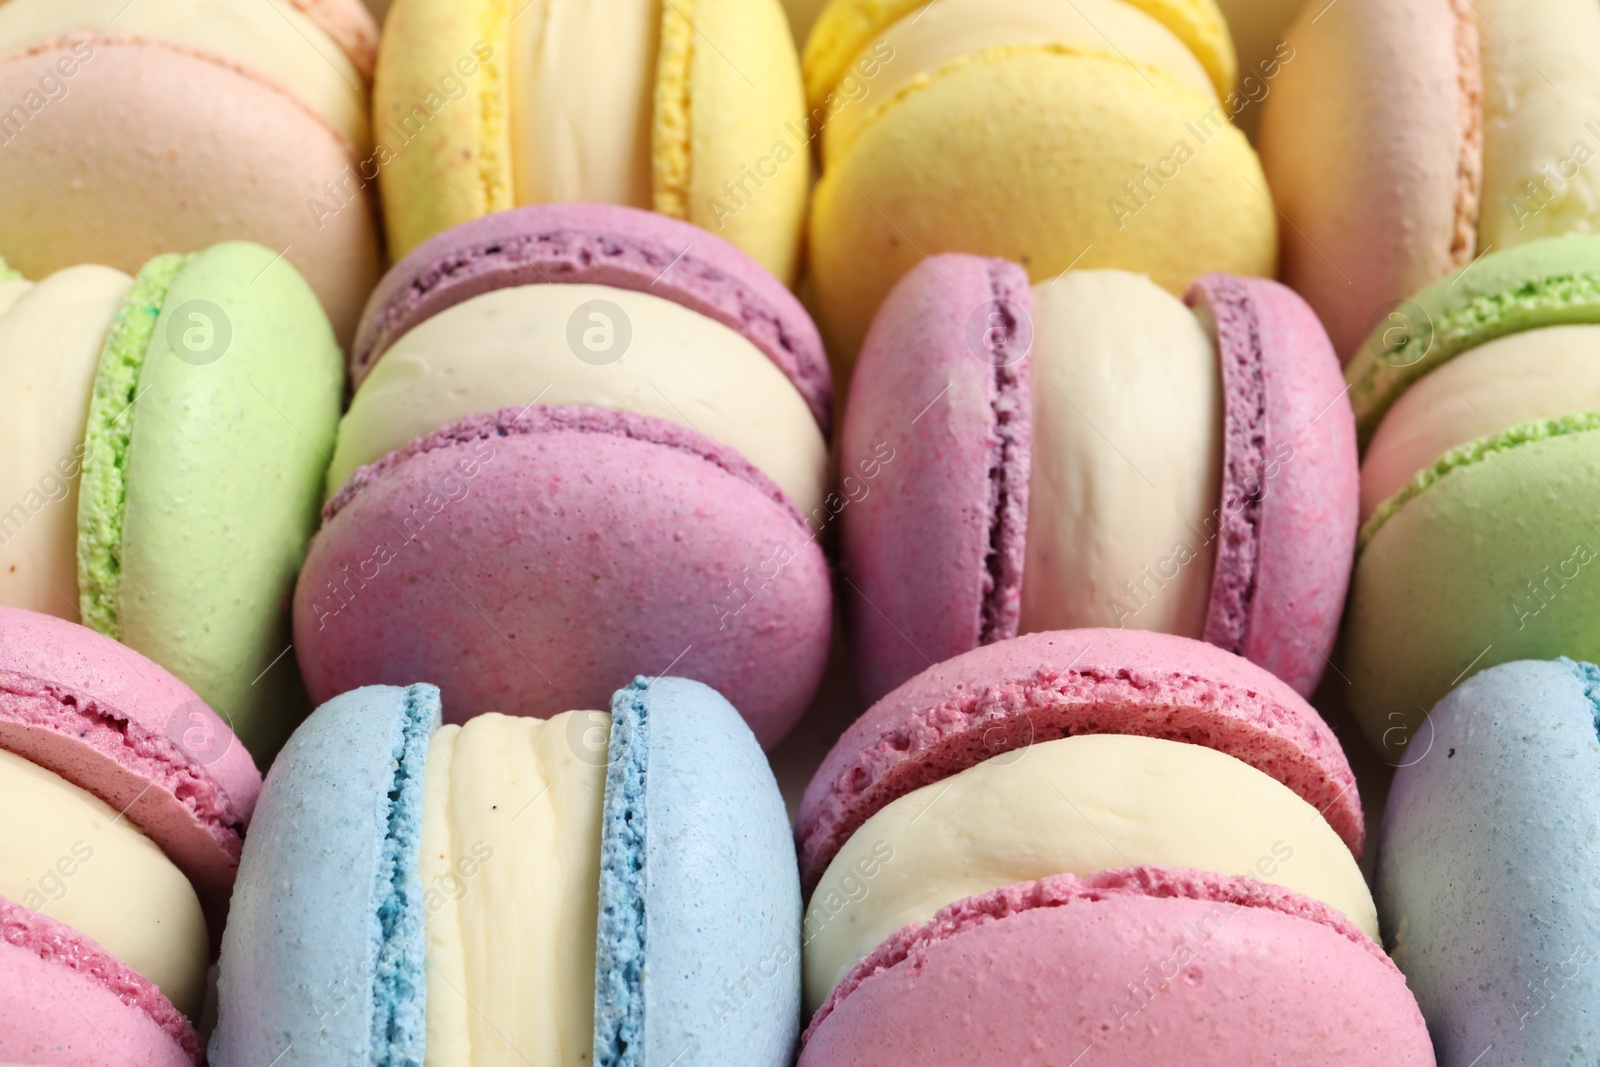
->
[839,254,1358,703]
[794,628,1428,1064]
[0,605,261,1066]
[294,203,834,746]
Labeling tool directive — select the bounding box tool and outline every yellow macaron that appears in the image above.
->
[805,0,1278,374]
[375,0,809,285]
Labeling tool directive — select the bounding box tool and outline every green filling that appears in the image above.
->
[1350,272,1600,441]
[1359,411,1600,553]
[77,254,190,637]
[0,258,20,283]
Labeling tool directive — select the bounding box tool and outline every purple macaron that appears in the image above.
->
[839,255,1357,703]
[294,204,834,747]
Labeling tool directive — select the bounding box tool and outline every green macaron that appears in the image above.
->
[1345,236,1600,758]
[77,243,342,760]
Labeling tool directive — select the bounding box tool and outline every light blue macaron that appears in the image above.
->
[1378,657,1600,1067]
[210,676,800,1067]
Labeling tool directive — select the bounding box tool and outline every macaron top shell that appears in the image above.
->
[1347,234,1600,446]
[1380,658,1600,1066]
[596,677,801,1067]
[0,606,260,939]
[350,203,831,430]
[838,253,1031,704]
[1188,273,1357,697]
[797,628,1362,890]
[802,0,1236,105]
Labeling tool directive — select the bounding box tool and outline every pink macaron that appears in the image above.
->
[839,254,1357,704]
[295,203,834,747]
[794,628,1425,1063]
[799,867,1435,1066]
[0,605,261,1065]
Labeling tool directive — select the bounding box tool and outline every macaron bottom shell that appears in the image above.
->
[296,405,832,749]
[1346,414,1600,757]
[799,868,1433,1066]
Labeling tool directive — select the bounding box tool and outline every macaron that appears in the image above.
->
[211,676,800,1067]
[1378,657,1600,1067]
[1211,0,1300,139]
[0,605,261,1064]
[294,203,832,747]
[1342,236,1600,756]
[839,253,1356,704]
[0,0,381,347]
[803,0,1278,370]
[796,628,1431,1063]
[374,0,808,285]
[1260,0,1600,360]
[0,243,344,761]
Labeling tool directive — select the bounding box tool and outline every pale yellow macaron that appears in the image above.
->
[804,0,1278,375]
[375,0,809,286]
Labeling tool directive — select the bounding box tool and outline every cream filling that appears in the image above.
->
[802,733,1376,1012]
[332,284,828,516]
[1361,324,1600,521]
[508,0,661,207]
[0,0,370,150]
[420,711,608,1067]
[0,265,131,622]
[1019,270,1223,639]
[0,748,207,1019]
[823,0,1217,164]
[1475,0,1600,249]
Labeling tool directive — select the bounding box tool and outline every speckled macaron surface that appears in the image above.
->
[1380,658,1600,1067]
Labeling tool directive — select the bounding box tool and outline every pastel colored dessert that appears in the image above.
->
[294,205,832,747]
[375,0,808,285]
[840,254,1355,703]
[211,677,800,1067]
[1379,658,1600,1067]
[0,0,381,347]
[1261,0,1600,361]
[0,244,343,760]
[804,0,1278,370]
[0,605,261,1065]
[1341,236,1600,756]
[795,628,1432,1063]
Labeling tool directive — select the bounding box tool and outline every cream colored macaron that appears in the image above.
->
[0,0,380,349]
[1261,0,1600,361]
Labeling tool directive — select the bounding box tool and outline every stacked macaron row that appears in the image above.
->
[375,0,808,284]
[1262,0,1600,358]
[293,203,833,748]
[0,0,380,346]
[803,0,1278,366]
[795,628,1433,1064]
[1380,657,1600,1066]
[0,606,260,1066]
[0,245,343,760]
[211,676,800,1067]
[840,253,1356,703]
[1340,236,1600,755]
